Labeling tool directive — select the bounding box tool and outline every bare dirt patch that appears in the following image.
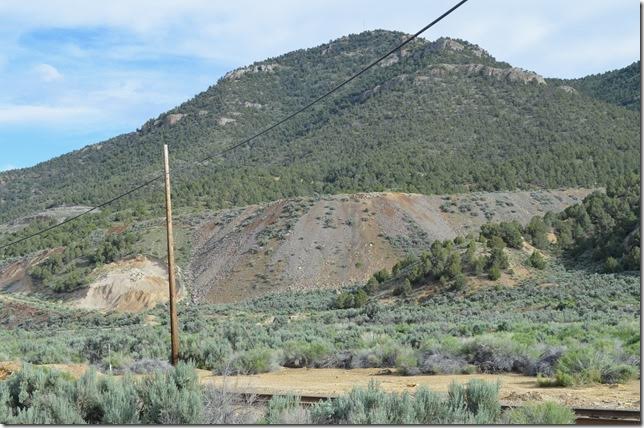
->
[74,255,180,313]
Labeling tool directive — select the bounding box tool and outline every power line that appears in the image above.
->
[0,0,469,252]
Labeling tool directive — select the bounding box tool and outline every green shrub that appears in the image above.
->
[393,279,413,298]
[102,351,132,371]
[354,289,368,307]
[364,277,379,294]
[395,347,419,375]
[310,380,503,424]
[281,340,334,368]
[227,348,277,374]
[179,335,232,371]
[604,256,621,273]
[527,250,547,269]
[372,269,390,283]
[137,362,203,424]
[525,216,550,249]
[504,401,575,424]
[555,346,636,386]
[600,364,637,384]
[488,265,501,281]
[487,247,509,270]
[462,379,501,423]
[100,375,140,424]
[264,395,310,424]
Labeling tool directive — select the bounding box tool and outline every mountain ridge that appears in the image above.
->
[0,30,639,227]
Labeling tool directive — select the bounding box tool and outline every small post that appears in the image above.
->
[163,144,180,366]
[107,343,112,375]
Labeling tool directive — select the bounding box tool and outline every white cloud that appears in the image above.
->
[0,104,98,124]
[0,1,638,75]
[33,63,63,82]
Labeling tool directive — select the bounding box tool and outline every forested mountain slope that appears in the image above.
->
[551,61,640,111]
[0,31,640,224]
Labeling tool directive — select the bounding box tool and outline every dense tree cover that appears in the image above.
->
[548,174,640,272]
[353,237,510,302]
[551,61,640,111]
[0,31,639,229]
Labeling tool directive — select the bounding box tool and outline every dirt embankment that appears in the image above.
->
[0,247,64,294]
[74,255,181,313]
[188,189,592,303]
[0,254,178,313]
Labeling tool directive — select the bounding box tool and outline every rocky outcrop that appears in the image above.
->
[217,117,236,126]
[428,37,488,58]
[558,85,577,94]
[243,101,263,109]
[224,63,280,80]
[423,63,546,85]
[164,113,186,126]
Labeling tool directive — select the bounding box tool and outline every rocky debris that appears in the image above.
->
[224,63,280,80]
[243,101,263,109]
[424,63,546,85]
[217,117,236,126]
[558,85,577,94]
[198,110,209,116]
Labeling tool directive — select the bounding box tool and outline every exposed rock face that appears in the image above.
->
[379,54,400,67]
[424,63,546,85]
[434,38,465,52]
[243,101,263,109]
[558,85,577,94]
[217,117,236,126]
[224,63,280,80]
[165,113,186,126]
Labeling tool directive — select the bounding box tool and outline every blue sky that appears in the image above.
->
[0,0,639,171]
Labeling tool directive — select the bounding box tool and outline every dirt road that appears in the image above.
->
[198,367,641,410]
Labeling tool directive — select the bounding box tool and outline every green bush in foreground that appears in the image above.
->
[504,401,576,424]
[537,345,638,387]
[0,363,202,424]
[307,380,501,424]
[0,365,579,425]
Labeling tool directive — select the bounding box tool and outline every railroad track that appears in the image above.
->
[246,393,640,424]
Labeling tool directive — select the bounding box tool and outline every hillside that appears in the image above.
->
[0,188,590,306]
[0,31,639,226]
[551,61,640,111]
[186,188,591,303]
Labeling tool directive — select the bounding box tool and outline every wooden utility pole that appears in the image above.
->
[163,144,179,366]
